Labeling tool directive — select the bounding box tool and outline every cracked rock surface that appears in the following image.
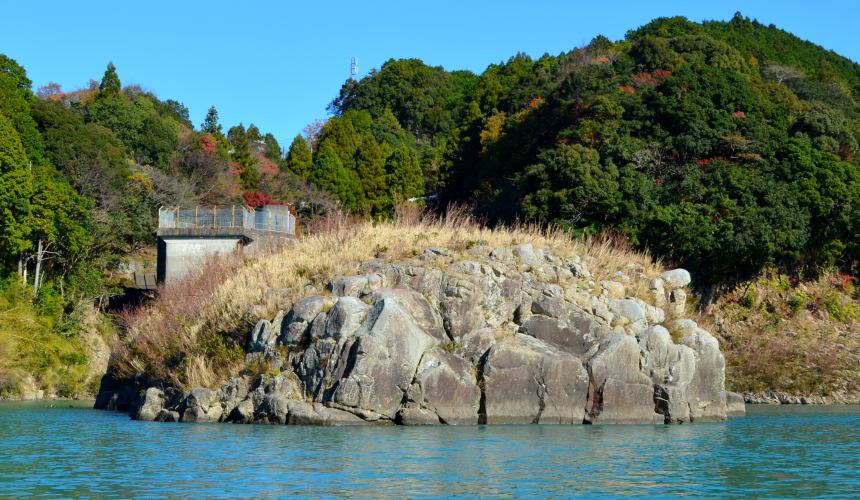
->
[98,243,733,425]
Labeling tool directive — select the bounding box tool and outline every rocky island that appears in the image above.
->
[96,217,745,425]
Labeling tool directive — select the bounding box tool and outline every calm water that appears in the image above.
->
[0,402,858,498]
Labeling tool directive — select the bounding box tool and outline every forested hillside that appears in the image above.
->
[317,13,860,293]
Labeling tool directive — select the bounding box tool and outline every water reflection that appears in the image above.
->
[0,402,857,498]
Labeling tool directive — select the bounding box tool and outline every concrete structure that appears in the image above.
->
[156,206,296,284]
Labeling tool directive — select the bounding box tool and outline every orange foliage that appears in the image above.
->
[631,69,673,88]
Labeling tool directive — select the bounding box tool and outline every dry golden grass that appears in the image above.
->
[112,207,663,389]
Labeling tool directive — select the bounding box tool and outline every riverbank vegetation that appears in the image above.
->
[2,12,860,399]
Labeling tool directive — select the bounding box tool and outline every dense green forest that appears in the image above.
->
[316,13,860,292]
[2,12,860,396]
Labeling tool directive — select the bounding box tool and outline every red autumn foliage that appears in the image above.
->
[592,56,611,64]
[199,133,217,154]
[631,69,673,88]
[243,191,272,208]
[618,85,636,94]
[732,111,746,119]
[831,272,857,290]
[229,161,242,175]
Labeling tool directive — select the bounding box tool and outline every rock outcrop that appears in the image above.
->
[98,243,733,426]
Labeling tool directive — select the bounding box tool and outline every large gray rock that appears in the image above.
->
[725,391,746,416]
[482,334,589,424]
[519,312,607,359]
[248,311,283,356]
[324,297,370,340]
[660,269,691,289]
[675,320,727,421]
[410,348,481,425]
[586,335,662,424]
[134,387,165,421]
[370,288,446,341]
[279,295,329,346]
[637,326,696,423]
[182,387,223,423]
[327,298,439,419]
[329,274,383,297]
[287,401,369,426]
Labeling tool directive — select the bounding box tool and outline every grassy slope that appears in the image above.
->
[698,273,860,399]
[0,282,116,399]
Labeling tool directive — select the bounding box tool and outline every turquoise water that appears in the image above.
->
[0,403,858,498]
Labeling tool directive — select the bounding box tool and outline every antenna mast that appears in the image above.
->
[349,57,358,80]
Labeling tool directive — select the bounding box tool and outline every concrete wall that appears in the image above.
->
[156,236,243,284]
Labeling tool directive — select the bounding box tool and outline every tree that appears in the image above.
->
[0,54,45,163]
[354,135,389,214]
[201,106,222,136]
[386,145,424,202]
[310,144,360,210]
[98,62,122,97]
[229,124,258,189]
[284,135,312,178]
[263,133,281,161]
[0,112,33,269]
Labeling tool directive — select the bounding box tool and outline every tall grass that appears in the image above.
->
[111,207,663,389]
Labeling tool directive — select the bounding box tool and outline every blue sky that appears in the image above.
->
[1,1,857,148]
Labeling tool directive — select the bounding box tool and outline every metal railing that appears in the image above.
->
[158,206,296,235]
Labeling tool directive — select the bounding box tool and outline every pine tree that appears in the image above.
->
[284,135,312,178]
[98,62,121,97]
[201,106,222,136]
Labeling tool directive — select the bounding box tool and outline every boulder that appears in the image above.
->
[482,334,589,424]
[287,402,368,426]
[519,312,606,359]
[675,320,727,421]
[324,297,370,340]
[725,391,746,416]
[586,335,662,424]
[411,348,481,425]
[370,288,446,341]
[455,328,499,365]
[637,326,696,423]
[328,298,439,418]
[329,274,383,297]
[609,299,646,327]
[660,269,691,289]
[181,387,223,423]
[134,387,165,421]
[512,243,542,268]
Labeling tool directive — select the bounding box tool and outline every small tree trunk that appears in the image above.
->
[33,239,43,297]
[22,255,28,287]
[17,253,23,276]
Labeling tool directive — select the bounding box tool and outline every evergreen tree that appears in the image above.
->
[0,112,33,261]
[201,106,222,136]
[229,124,258,189]
[310,144,359,210]
[354,135,389,214]
[263,133,281,161]
[386,145,424,202]
[98,62,121,97]
[284,135,312,178]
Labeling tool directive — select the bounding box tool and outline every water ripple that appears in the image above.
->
[0,403,857,498]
